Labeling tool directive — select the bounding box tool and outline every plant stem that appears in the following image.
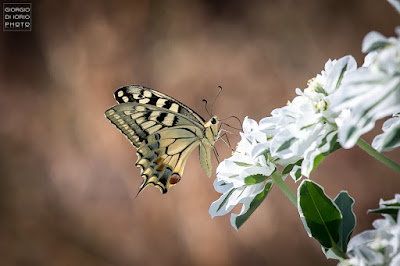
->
[271,172,297,207]
[356,138,400,174]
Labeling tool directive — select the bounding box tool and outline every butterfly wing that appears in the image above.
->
[105,85,211,194]
[114,85,206,124]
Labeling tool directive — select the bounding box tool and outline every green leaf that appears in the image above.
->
[312,154,325,173]
[282,159,302,175]
[298,180,342,248]
[293,168,302,181]
[234,182,273,229]
[309,133,341,175]
[244,174,269,185]
[368,208,399,221]
[334,191,355,253]
[234,161,253,167]
[368,203,400,221]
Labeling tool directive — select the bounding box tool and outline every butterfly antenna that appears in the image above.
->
[202,99,212,117]
[211,86,223,116]
[220,115,243,131]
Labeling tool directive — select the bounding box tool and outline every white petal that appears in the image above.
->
[243,116,258,133]
[323,56,357,94]
[388,0,400,15]
[209,188,239,218]
[362,31,388,53]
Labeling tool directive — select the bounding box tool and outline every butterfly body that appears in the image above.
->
[105,85,219,194]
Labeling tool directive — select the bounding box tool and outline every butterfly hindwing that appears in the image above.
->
[135,128,201,193]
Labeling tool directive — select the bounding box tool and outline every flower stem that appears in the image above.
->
[271,172,297,207]
[356,138,400,174]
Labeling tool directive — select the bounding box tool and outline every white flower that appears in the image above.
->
[209,117,275,230]
[264,56,357,178]
[339,195,400,266]
[331,29,400,149]
[372,114,400,151]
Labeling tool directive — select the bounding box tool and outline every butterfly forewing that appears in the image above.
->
[105,85,218,194]
[114,86,205,124]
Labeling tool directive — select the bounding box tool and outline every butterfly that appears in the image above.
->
[105,85,220,195]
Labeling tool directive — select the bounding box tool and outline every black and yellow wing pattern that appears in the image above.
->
[105,85,220,194]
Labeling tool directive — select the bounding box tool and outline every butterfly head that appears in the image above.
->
[204,116,220,143]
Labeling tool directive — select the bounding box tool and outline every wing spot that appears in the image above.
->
[139,98,150,104]
[142,120,156,129]
[169,173,181,185]
[136,116,146,124]
[162,113,175,126]
[143,90,152,97]
[117,90,124,97]
[131,113,143,120]
[149,111,161,121]
[122,96,129,103]
[133,93,141,100]
[136,106,146,112]
[169,103,180,113]
[113,114,121,119]
[156,98,167,108]
[124,110,133,115]
[106,109,115,115]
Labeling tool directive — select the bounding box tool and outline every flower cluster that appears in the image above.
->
[210,26,400,230]
[265,56,356,179]
[209,117,275,230]
[331,27,400,149]
[339,195,400,266]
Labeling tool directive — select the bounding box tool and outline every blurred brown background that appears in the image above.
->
[1,0,400,265]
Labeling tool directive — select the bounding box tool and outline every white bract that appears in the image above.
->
[209,117,275,230]
[372,114,400,151]
[331,28,400,149]
[339,195,400,266]
[388,0,400,18]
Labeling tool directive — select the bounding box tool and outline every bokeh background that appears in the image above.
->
[1,0,400,265]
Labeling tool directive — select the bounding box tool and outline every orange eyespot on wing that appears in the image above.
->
[169,173,181,185]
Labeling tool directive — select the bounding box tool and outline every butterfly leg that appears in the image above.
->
[212,146,220,164]
[218,132,234,152]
